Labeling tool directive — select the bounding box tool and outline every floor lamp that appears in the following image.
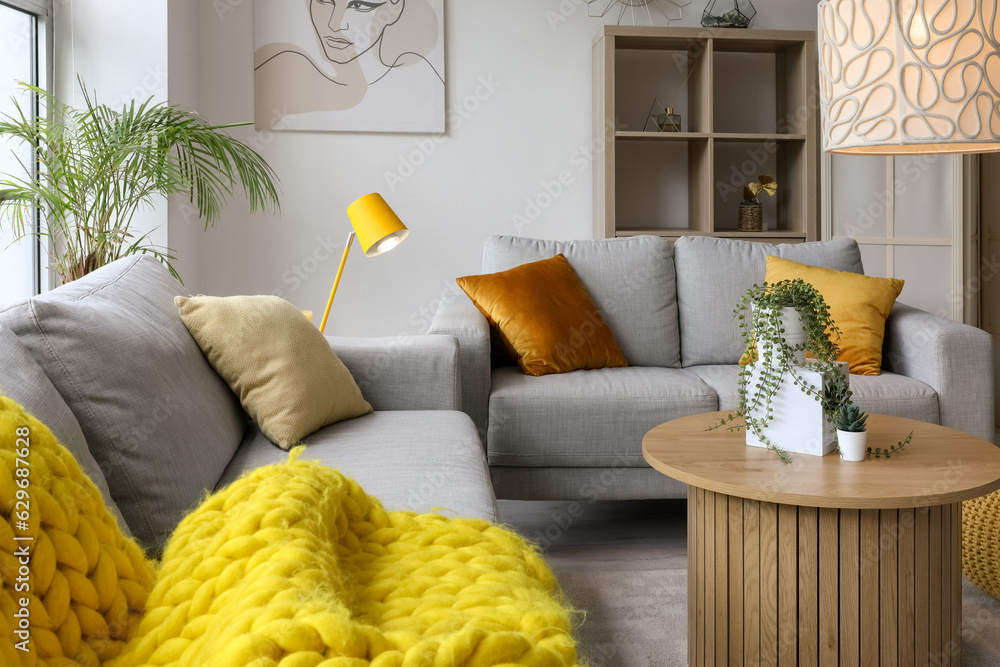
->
[319,193,408,334]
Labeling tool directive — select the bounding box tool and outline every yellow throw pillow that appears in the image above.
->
[764,256,904,376]
[0,395,156,665]
[456,254,629,376]
[175,295,372,449]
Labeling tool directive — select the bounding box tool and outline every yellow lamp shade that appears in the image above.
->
[347,193,409,256]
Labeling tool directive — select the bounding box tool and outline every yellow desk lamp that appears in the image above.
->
[318,193,408,333]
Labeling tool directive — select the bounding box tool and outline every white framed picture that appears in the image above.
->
[254,0,445,133]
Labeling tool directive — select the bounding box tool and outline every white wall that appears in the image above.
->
[53,1,169,267]
[167,0,203,288]
[53,1,819,335]
[183,1,821,337]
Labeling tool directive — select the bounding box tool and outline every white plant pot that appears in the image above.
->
[752,304,807,366]
[837,430,868,462]
[745,304,839,457]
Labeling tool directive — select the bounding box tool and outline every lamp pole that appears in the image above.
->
[319,231,355,334]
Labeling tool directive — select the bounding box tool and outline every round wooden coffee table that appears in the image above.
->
[643,412,1000,667]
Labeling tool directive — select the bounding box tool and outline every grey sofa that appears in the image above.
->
[430,235,995,501]
[0,255,497,553]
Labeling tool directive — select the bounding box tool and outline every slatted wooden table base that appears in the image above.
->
[687,488,962,666]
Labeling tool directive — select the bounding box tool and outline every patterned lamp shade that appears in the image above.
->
[818,0,1000,154]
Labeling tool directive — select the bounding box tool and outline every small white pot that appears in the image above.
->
[837,430,868,462]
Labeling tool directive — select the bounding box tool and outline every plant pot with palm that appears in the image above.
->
[0,79,281,284]
[711,278,851,463]
[835,404,868,462]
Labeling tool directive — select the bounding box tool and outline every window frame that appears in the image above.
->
[821,152,969,323]
[1,0,52,297]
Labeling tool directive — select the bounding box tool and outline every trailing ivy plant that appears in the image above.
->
[866,431,914,458]
[708,278,850,463]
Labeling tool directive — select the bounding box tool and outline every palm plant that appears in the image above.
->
[0,80,280,283]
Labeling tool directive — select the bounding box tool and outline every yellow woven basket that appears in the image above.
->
[963,490,1000,599]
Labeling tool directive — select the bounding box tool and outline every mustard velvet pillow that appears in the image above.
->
[764,256,904,376]
[175,295,372,449]
[456,254,629,376]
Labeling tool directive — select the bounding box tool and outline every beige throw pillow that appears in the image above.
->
[175,295,372,449]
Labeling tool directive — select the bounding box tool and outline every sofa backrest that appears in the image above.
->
[673,236,864,366]
[483,235,681,368]
[0,325,130,534]
[0,255,247,553]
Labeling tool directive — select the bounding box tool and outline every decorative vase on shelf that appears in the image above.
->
[701,0,757,28]
[654,107,682,132]
[738,202,763,232]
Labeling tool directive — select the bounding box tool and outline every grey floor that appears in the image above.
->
[498,499,1000,667]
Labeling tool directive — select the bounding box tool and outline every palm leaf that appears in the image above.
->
[0,77,281,283]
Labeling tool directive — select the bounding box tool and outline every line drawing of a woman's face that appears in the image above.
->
[309,0,405,65]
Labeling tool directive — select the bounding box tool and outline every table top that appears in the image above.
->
[642,412,1000,509]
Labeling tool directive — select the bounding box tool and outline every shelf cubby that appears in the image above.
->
[594,26,819,244]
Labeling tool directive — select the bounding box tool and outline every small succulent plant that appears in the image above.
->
[835,404,868,433]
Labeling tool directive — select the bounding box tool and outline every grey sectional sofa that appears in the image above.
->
[430,235,995,501]
[0,255,497,553]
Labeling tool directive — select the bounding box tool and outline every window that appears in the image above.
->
[0,0,50,306]
[822,154,967,322]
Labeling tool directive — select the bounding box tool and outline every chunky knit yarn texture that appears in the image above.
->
[109,450,581,667]
[963,490,1000,600]
[0,396,156,666]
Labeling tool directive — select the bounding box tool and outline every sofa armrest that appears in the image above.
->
[428,290,491,442]
[883,303,994,442]
[326,335,461,412]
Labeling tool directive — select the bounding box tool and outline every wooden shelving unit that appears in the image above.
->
[593,26,819,243]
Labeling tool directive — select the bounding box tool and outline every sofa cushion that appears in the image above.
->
[457,254,629,376]
[848,372,939,424]
[176,295,372,448]
[0,326,129,534]
[674,237,864,366]
[684,364,939,425]
[685,365,741,412]
[0,256,247,552]
[488,366,716,467]
[483,235,680,368]
[216,411,498,522]
[765,257,904,376]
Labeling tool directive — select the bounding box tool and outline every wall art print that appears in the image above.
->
[254,0,445,133]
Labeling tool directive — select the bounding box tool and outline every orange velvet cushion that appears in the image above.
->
[456,254,629,376]
[764,256,904,376]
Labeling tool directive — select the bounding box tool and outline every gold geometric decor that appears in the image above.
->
[588,0,692,25]
[818,0,1000,154]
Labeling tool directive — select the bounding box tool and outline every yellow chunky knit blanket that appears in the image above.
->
[0,396,156,666]
[2,395,580,666]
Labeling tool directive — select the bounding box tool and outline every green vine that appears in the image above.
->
[708,279,849,464]
[866,431,914,459]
